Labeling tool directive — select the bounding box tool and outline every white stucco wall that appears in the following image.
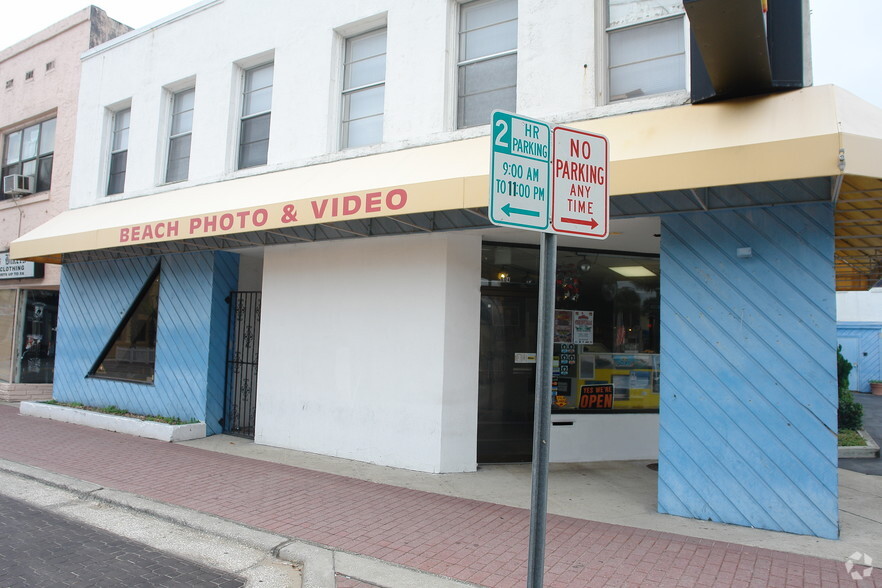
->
[837,289,882,322]
[68,0,686,208]
[256,232,481,472]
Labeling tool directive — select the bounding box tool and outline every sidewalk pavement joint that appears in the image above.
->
[0,458,479,588]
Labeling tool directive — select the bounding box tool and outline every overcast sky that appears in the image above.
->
[1,0,880,108]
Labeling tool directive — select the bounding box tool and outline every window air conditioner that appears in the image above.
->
[2,174,35,196]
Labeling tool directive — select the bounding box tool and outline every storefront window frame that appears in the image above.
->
[0,287,59,385]
[480,240,661,415]
[88,264,160,385]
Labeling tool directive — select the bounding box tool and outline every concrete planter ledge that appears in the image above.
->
[20,401,206,443]
[839,430,881,459]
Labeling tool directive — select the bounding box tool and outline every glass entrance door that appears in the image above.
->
[478,290,538,463]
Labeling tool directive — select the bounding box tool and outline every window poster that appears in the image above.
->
[554,310,573,343]
[573,310,594,344]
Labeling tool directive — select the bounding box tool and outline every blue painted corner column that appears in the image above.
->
[658,203,839,539]
[54,251,238,435]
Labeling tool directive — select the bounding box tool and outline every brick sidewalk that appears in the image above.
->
[0,405,874,587]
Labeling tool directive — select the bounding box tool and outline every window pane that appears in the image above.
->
[345,53,386,89]
[92,272,159,384]
[608,17,684,101]
[243,86,273,116]
[347,30,387,62]
[344,86,385,121]
[171,89,195,136]
[173,88,195,115]
[0,289,17,383]
[107,151,127,195]
[1,163,22,179]
[459,53,517,97]
[343,114,383,149]
[610,54,684,100]
[171,110,193,136]
[245,63,274,93]
[239,140,269,169]
[608,17,683,67]
[113,109,131,133]
[36,156,53,192]
[166,135,191,183]
[461,19,517,61]
[459,85,516,128]
[239,114,270,169]
[22,159,37,177]
[39,119,56,155]
[21,125,39,160]
[241,113,270,143]
[112,109,130,152]
[18,290,58,384]
[112,127,129,152]
[462,0,517,32]
[458,0,517,129]
[4,131,21,164]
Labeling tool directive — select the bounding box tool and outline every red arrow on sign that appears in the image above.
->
[560,217,598,229]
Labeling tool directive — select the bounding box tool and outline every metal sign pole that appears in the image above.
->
[527,231,557,588]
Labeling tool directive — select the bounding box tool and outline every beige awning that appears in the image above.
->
[11,84,882,288]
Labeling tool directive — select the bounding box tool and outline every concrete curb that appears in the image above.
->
[839,430,881,459]
[20,401,206,442]
[0,458,477,588]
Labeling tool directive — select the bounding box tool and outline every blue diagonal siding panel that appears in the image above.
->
[54,251,238,435]
[658,203,839,539]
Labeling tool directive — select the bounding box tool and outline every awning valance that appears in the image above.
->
[11,84,882,289]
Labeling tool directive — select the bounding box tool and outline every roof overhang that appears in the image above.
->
[11,85,882,288]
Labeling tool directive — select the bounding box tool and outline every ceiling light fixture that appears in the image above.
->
[610,266,656,277]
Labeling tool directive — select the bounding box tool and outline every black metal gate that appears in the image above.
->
[224,291,261,438]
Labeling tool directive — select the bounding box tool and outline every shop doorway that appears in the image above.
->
[224,291,261,438]
[478,290,538,462]
[477,242,662,464]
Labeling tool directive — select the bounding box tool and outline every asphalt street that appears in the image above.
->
[839,392,882,475]
[0,467,302,588]
[0,493,245,588]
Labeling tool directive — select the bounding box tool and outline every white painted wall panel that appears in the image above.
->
[550,414,659,462]
[837,289,882,322]
[256,233,480,472]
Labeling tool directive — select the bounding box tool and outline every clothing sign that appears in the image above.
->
[0,253,42,279]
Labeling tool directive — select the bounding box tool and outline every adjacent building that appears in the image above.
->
[10,0,882,540]
[0,7,129,401]
[837,286,882,393]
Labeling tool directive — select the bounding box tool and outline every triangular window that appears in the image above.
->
[88,264,160,384]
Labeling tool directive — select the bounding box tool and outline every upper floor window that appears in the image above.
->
[2,118,56,198]
[341,28,387,149]
[457,0,517,129]
[107,108,130,196]
[166,88,195,183]
[607,0,685,102]
[238,63,273,170]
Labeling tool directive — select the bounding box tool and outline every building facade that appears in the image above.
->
[0,7,129,401]
[11,0,882,540]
